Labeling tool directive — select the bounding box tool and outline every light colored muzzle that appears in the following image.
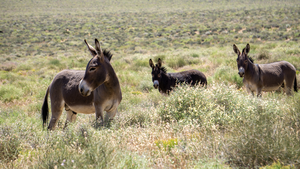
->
[153,80,159,89]
[78,79,92,97]
[238,67,245,77]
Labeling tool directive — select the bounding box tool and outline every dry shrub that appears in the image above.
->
[257,50,270,60]
[0,126,20,163]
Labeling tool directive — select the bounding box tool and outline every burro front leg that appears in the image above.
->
[64,110,77,129]
[256,88,262,97]
[245,85,254,96]
[105,107,118,122]
[94,105,104,128]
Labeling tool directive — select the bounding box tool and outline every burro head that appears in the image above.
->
[149,58,164,89]
[79,39,108,97]
[233,43,250,77]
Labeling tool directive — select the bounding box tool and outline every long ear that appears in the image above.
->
[157,58,162,68]
[95,39,104,61]
[95,39,103,54]
[245,43,250,54]
[233,44,240,56]
[149,59,154,68]
[84,39,97,57]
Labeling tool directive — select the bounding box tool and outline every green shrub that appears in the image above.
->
[0,126,20,163]
[214,66,243,88]
[191,53,199,58]
[261,161,294,169]
[167,57,187,69]
[257,50,270,60]
[158,83,300,168]
[36,127,148,169]
[158,83,249,126]
[155,138,178,152]
[0,84,24,102]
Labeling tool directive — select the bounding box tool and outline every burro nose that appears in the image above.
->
[78,80,91,97]
[153,80,159,89]
[238,67,245,77]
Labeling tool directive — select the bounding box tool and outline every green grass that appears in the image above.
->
[1,0,300,168]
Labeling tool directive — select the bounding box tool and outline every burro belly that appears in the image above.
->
[68,105,95,114]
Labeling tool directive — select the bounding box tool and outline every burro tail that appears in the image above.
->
[294,76,298,92]
[41,87,49,129]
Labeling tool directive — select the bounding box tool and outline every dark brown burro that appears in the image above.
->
[149,58,207,94]
[233,43,297,97]
[41,39,122,130]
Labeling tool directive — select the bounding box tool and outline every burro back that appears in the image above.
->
[233,43,297,97]
[41,39,122,130]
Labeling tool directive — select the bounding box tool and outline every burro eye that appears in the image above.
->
[157,73,161,78]
[89,67,96,72]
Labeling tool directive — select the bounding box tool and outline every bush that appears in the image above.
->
[257,50,270,60]
[37,126,148,169]
[214,66,243,89]
[0,126,20,163]
[167,57,187,69]
[158,83,249,126]
[0,84,24,102]
[158,83,300,168]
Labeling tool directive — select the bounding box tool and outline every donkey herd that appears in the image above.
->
[41,39,298,130]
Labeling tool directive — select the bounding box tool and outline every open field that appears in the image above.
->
[1,0,300,168]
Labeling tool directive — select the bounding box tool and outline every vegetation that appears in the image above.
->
[0,0,300,168]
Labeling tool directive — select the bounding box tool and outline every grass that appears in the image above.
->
[1,0,300,168]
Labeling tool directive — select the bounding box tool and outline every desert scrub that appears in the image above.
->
[0,84,24,102]
[158,83,300,167]
[158,83,254,126]
[0,126,20,163]
[213,66,243,89]
[34,126,149,169]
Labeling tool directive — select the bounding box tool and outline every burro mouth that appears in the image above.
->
[153,80,159,89]
[78,79,92,97]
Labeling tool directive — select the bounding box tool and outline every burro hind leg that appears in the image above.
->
[64,110,77,129]
[285,79,294,96]
[48,101,64,130]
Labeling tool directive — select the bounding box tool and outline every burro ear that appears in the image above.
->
[157,58,162,68]
[95,39,103,54]
[84,39,97,57]
[233,44,240,56]
[245,43,250,54]
[149,59,154,68]
[95,39,104,61]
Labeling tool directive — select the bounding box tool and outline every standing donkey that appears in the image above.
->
[233,43,297,97]
[149,58,207,94]
[42,39,122,130]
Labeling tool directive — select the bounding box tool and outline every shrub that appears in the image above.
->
[261,161,294,169]
[158,83,300,168]
[167,57,187,69]
[158,83,249,126]
[214,66,243,89]
[257,50,270,60]
[36,126,148,169]
[0,126,20,163]
[0,84,24,102]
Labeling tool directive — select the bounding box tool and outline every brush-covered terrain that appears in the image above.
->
[1,0,300,168]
